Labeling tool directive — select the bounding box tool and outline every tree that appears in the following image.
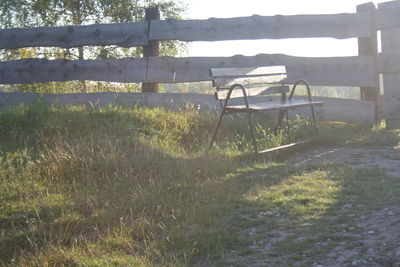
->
[0,0,187,92]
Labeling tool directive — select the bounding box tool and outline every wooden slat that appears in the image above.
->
[210,66,286,77]
[258,140,312,154]
[225,99,324,111]
[0,12,372,49]
[0,58,147,84]
[146,55,375,87]
[213,74,287,87]
[0,92,376,125]
[0,54,375,86]
[0,91,214,110]
[215,86,290,100]
[149,13,372,41]
[0,22,148,49]
[298,96,375,125]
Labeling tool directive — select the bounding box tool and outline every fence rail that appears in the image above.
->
[0,12,372,50]
[1,6,400,50]
[0,22,148,49]
[149,13,372,41]
[0,92,376,125]
[0,54,375,87]
[4,50,400,86]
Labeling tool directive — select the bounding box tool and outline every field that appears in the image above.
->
[1,102,399,266]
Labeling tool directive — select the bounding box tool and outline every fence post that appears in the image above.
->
[379,1,400,129]
[142,7,160,93]
[357,2,379,124]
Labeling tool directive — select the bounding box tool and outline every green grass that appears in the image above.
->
[0,102,399,266]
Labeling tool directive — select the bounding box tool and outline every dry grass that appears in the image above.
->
[0,102,399,266]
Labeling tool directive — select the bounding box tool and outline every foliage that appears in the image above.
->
[0,0,187,93]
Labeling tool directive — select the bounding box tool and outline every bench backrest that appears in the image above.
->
[210,66,289,100]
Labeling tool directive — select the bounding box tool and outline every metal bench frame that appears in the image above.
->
[208,66,324,154]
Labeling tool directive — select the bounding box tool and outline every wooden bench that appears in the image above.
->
[208,66,324,154]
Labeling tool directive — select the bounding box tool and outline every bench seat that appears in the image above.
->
[225,99,324,112]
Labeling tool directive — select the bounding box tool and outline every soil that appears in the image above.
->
[224,145,400,267]
[286,145,400,178]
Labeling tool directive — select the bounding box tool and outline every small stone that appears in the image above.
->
[259,211,273,216]
[296,236,307,242]
[388,210,395,216]
[367,231,375,234]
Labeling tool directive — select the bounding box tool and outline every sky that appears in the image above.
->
[183,0,385,57]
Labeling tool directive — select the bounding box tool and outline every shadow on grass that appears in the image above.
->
[220,161,400,266]
[1,104,399,265]
[0,136,297,265]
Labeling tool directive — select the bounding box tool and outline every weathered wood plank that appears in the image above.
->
[258,140,312,154]
[0,54,375,87]
[225,99,324,112]
[142,7,160,93]
[210,66,286,77]
[149,13,372,41]
[0,92,375,125]
[146,55,375,87]
[314,97,375,125]
[213,74,287,87]
[0,22,148,49]
[377,51,400,73]
[289,96,375,125]
[379,7,400,129]
[0,58,147,84]
[215,86,290,100]
[375,1,400,30]
[357,3,378,124]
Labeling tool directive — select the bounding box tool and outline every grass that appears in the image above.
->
[0,102,399,266]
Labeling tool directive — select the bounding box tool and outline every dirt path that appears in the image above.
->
[286,145,400,178]
[224,145,400,267]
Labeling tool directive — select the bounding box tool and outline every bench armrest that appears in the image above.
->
[221,83,252,112]
[289,80,314,102]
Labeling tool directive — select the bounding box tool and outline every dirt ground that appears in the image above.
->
[225,145,400,267]
[288,145,400,267]
[286,145,400,178]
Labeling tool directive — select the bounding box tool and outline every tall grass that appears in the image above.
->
[0,102,399,266]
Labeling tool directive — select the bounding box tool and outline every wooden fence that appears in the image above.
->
[1,1,400,127]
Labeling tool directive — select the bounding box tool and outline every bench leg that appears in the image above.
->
[310,105,318,133]
[285,110,291,143]
[274,110,285,134]
[246,110,258,154]
[208,110,226,151]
